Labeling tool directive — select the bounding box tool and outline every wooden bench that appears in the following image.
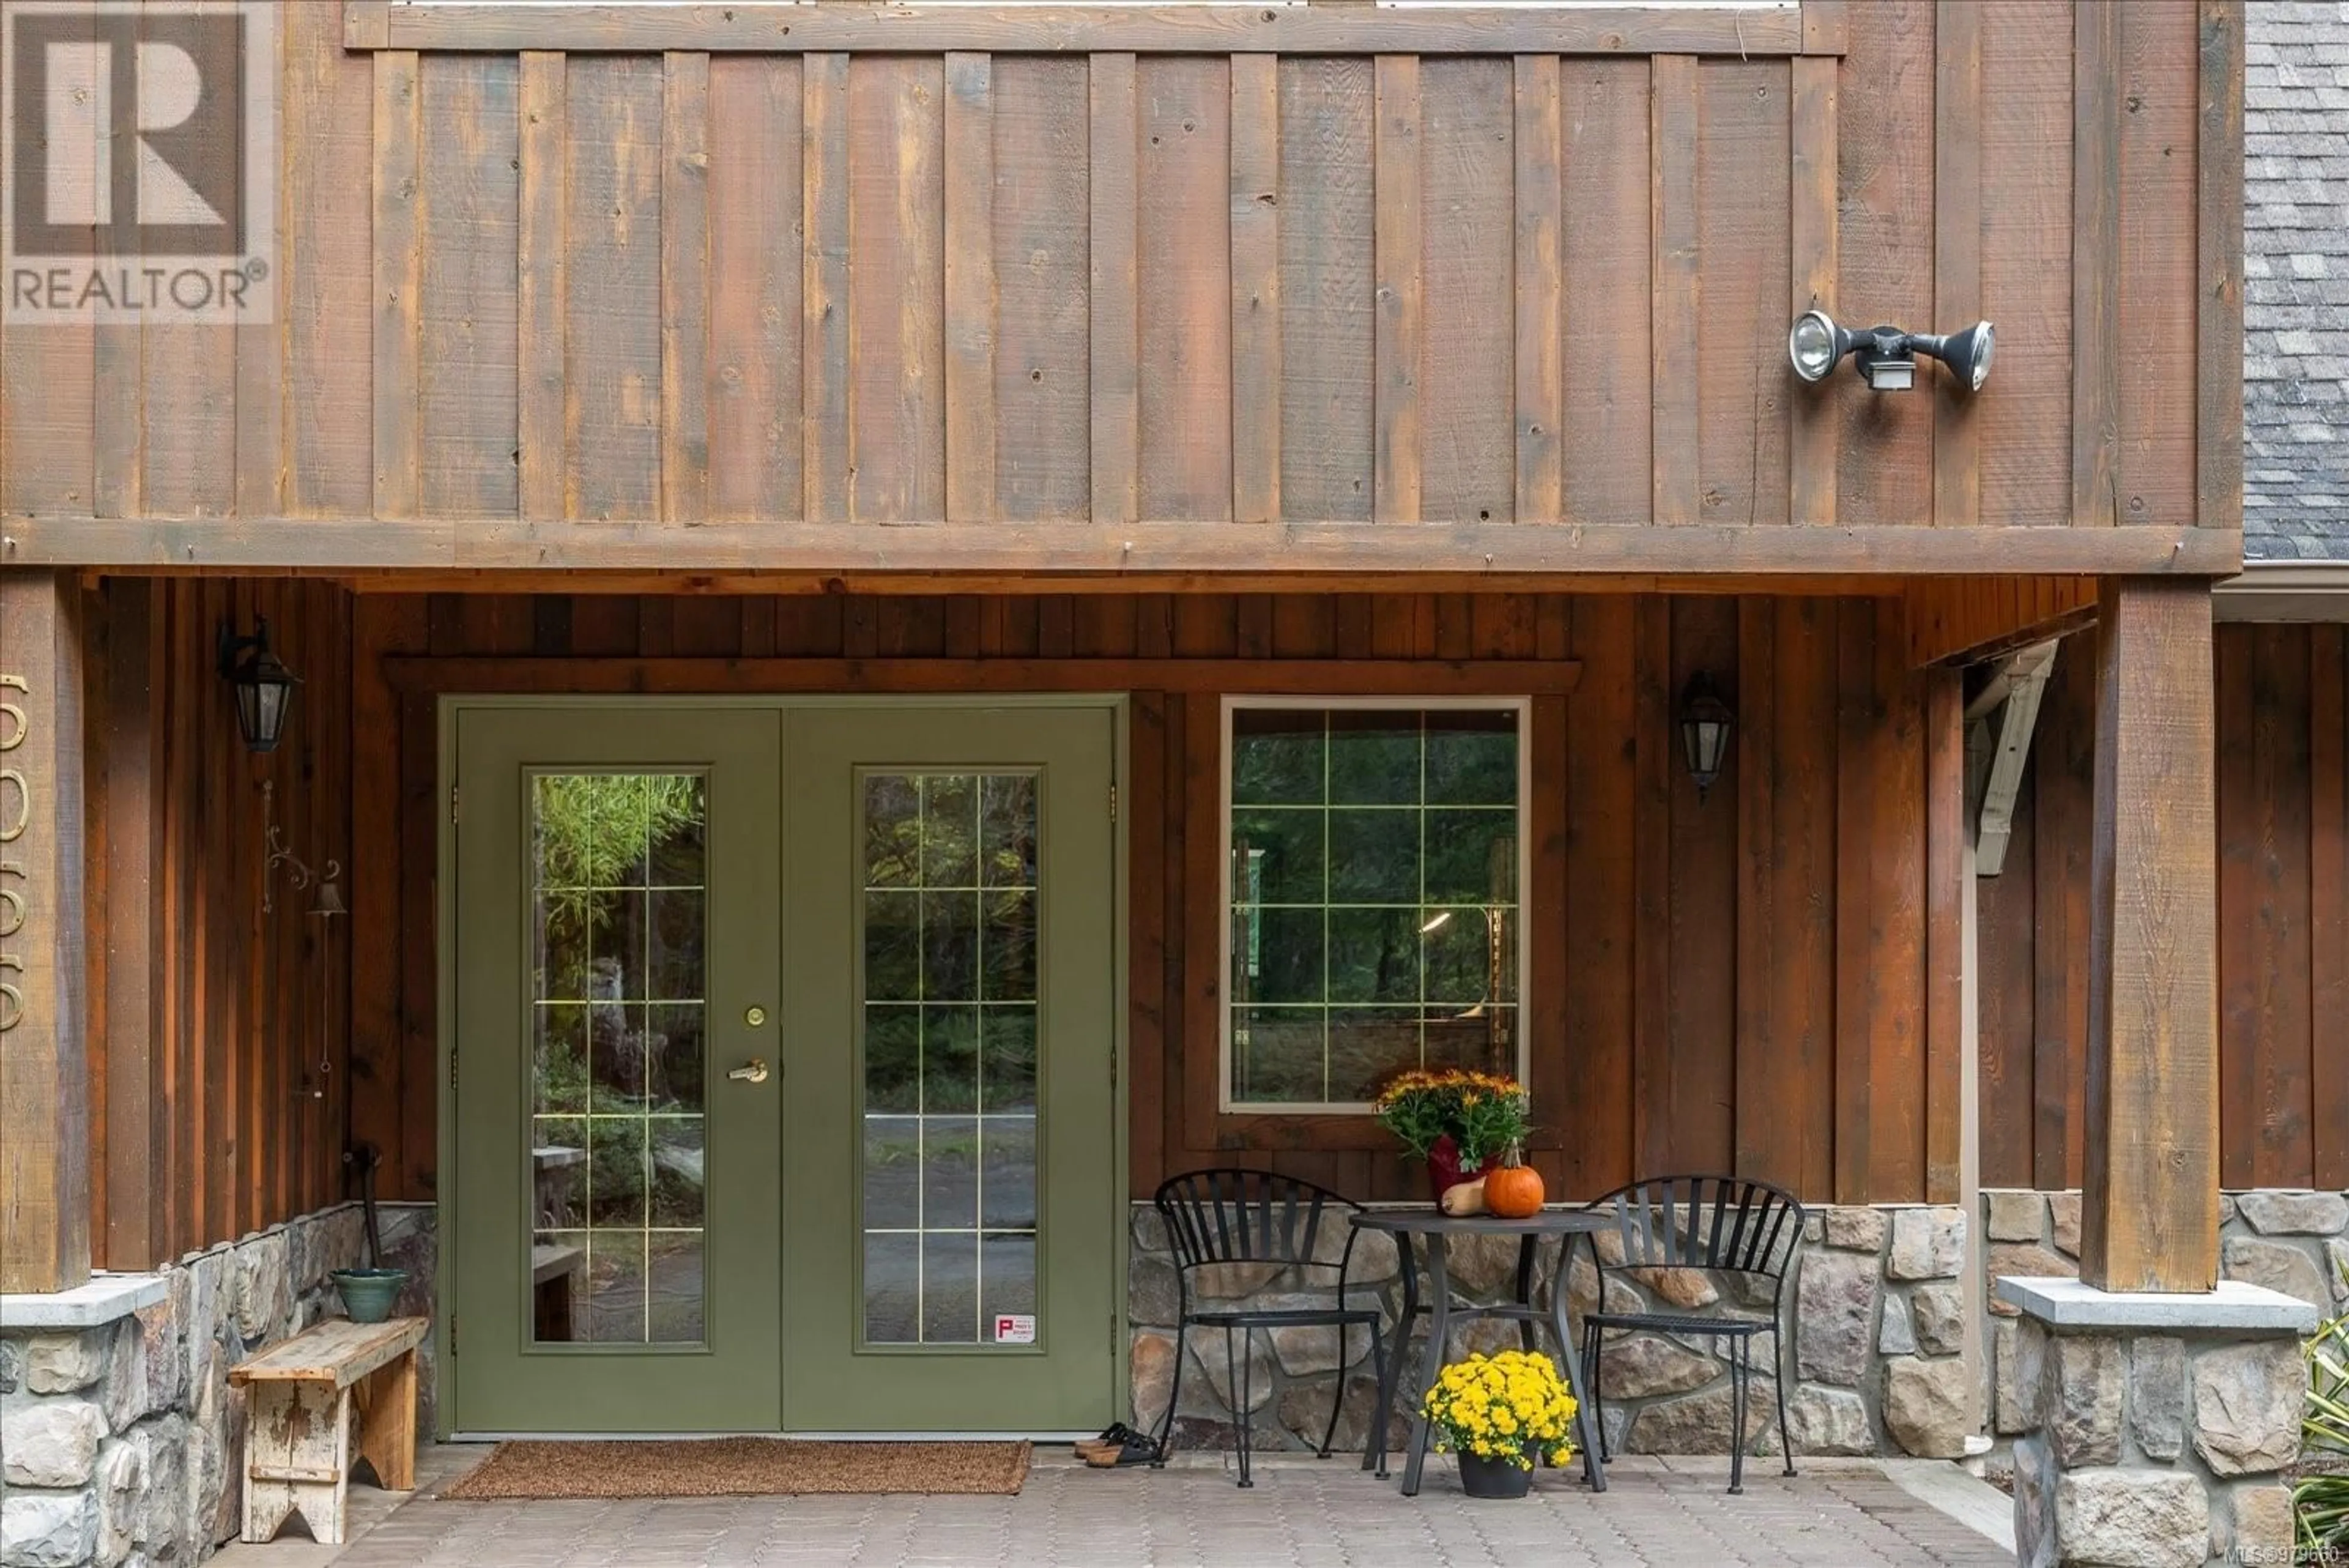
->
[228,1315,429,1545]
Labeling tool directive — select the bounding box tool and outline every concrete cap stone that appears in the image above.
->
[1995,1276,2320,1334]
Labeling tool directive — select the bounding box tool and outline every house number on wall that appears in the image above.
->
[0,674,26,1033]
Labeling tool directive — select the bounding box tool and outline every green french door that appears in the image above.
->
[449,709,785,1433]
[779,707,1120,1433]
[447,702,1120,1436]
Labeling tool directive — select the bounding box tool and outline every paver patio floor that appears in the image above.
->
[270,1449,2016,1568]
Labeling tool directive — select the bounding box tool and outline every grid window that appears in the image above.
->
[1225,703,1525,1110]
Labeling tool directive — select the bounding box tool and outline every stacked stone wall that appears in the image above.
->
[0,1201,439,1568]
[1126,1200,1975,1461]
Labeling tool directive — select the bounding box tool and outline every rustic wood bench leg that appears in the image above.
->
[354,1348,418,1492]
[242,1383,352,1545]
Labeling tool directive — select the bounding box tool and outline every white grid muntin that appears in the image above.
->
[1218,694,1533,1115]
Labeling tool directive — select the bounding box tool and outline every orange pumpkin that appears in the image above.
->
[1483,1154,1545,1218]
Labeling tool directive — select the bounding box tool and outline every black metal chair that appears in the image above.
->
[1150,1169,1388,1488]
[1578,1175,1806,1495]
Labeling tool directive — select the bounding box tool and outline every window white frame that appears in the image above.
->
[1217,694,1533,1114]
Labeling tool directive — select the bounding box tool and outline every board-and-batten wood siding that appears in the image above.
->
[1,0,2240,582]
[347,590,1963,1207]
[1976,622,2349,1194]
[78,579,355,1271]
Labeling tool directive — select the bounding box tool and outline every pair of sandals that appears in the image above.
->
[1074,1421,1160,1468]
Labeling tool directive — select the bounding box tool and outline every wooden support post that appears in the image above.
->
[2080,578,2219,1293]
[0,571,91,1295]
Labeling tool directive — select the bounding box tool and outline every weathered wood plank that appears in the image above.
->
[2246,625,2313,1186]
[365,4,1815,56]
[1513,55,1564,526]
[1277,58,1374,524]
[0,574,90,1292]
[1420,58,1513,526]
[1562,61,1650,527]
[803,54,851,523]
[2072,0,2120,527]
[1138,57,1233,521]
[1837,0,1934,526]
[1088,53,1140,525]
[944,53,999,524]
[1923,665,1964,1202]
[566,58,664,521]
[284,0,374,516]
[1834,601,1877,1200]
[97,582,160,1266]
[518,53,568,522]
[1933,0,1982,530]
[0,9,94,521]
[848,56,946,523]
[1625,598,1670,1180]
[419,54,522,521]
[662,52,713,525]
[993,58,1091,522]
[2080,579,2218,1293]
[708,58,803,521]
[373,51,423,521]
[1663,596,1740,1176]
[1733,597,1779,1184]
[1788,53,1838,527]
[1649,56,1698,526]
[231,1315,428,1388]
[2216,614,2254,1189]
[2312,626,2349,1189]
[234,1,287,522]
[2115,0,2200,529]
[1373,55,1422,524]
[1569,595,1644,1194]
[2036,639,2096,1190]
[1980,0,2075,527]
[1230,54,1281,524]
[1694,59,1789,527]
[2198,0,2244,530]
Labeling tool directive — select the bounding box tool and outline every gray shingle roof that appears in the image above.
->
[2247,2,2349,559]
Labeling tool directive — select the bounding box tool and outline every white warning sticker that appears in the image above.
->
[992,1314,1037,1344]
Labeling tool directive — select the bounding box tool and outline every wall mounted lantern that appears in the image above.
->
[1789,308,1995,394]
[218,616,300,752]
[1679,673,1735,801]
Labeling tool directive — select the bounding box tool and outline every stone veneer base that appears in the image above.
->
[0,1201,439,1568]
[2003,1279,2314,1568]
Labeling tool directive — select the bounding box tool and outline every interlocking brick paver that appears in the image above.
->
[314,1452,2014,1567]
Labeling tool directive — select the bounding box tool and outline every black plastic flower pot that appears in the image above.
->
[1457,1451,1534,1499]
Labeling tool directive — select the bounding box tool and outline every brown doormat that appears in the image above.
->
[440,1438,1031,1500]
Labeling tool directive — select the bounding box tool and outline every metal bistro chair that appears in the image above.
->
[1151,1169,1388,1488]
[1579,1175,1806,1495]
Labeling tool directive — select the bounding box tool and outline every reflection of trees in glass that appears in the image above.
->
[535,775,703,927]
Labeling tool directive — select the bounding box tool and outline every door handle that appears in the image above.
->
[727,1058,770,1085]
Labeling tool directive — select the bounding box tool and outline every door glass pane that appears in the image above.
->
[861,772,1040,1347]
[529,773,709,1345]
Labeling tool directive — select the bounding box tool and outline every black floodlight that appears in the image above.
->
[1787,309,1994,394]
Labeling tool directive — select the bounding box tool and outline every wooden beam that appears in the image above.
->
[0,572,91,1294]
[1972,641,2057,876]
[354,4,1820,56]
[384,655,1583,697]
[97,581,161,1270]
[1924,665,1965,1204]
[11,519,2246,579]
[1088,53,1140,526]
[2079,578,2218,1293]
[2197,0,2245,532]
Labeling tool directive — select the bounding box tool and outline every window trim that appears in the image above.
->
[1217,694,1533,1115]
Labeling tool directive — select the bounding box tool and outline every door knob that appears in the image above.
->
[728,1058,770,1084]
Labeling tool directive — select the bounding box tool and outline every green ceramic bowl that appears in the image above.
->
[332,1267,408,1325]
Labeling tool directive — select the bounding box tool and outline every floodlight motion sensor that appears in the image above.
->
[1787,309,1994,393]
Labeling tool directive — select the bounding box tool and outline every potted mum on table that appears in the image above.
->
[1371,1068,1534,1206]
[1422,1350,1579,1499]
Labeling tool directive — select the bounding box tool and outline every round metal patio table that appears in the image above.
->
[1349,1209,1613,1498]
